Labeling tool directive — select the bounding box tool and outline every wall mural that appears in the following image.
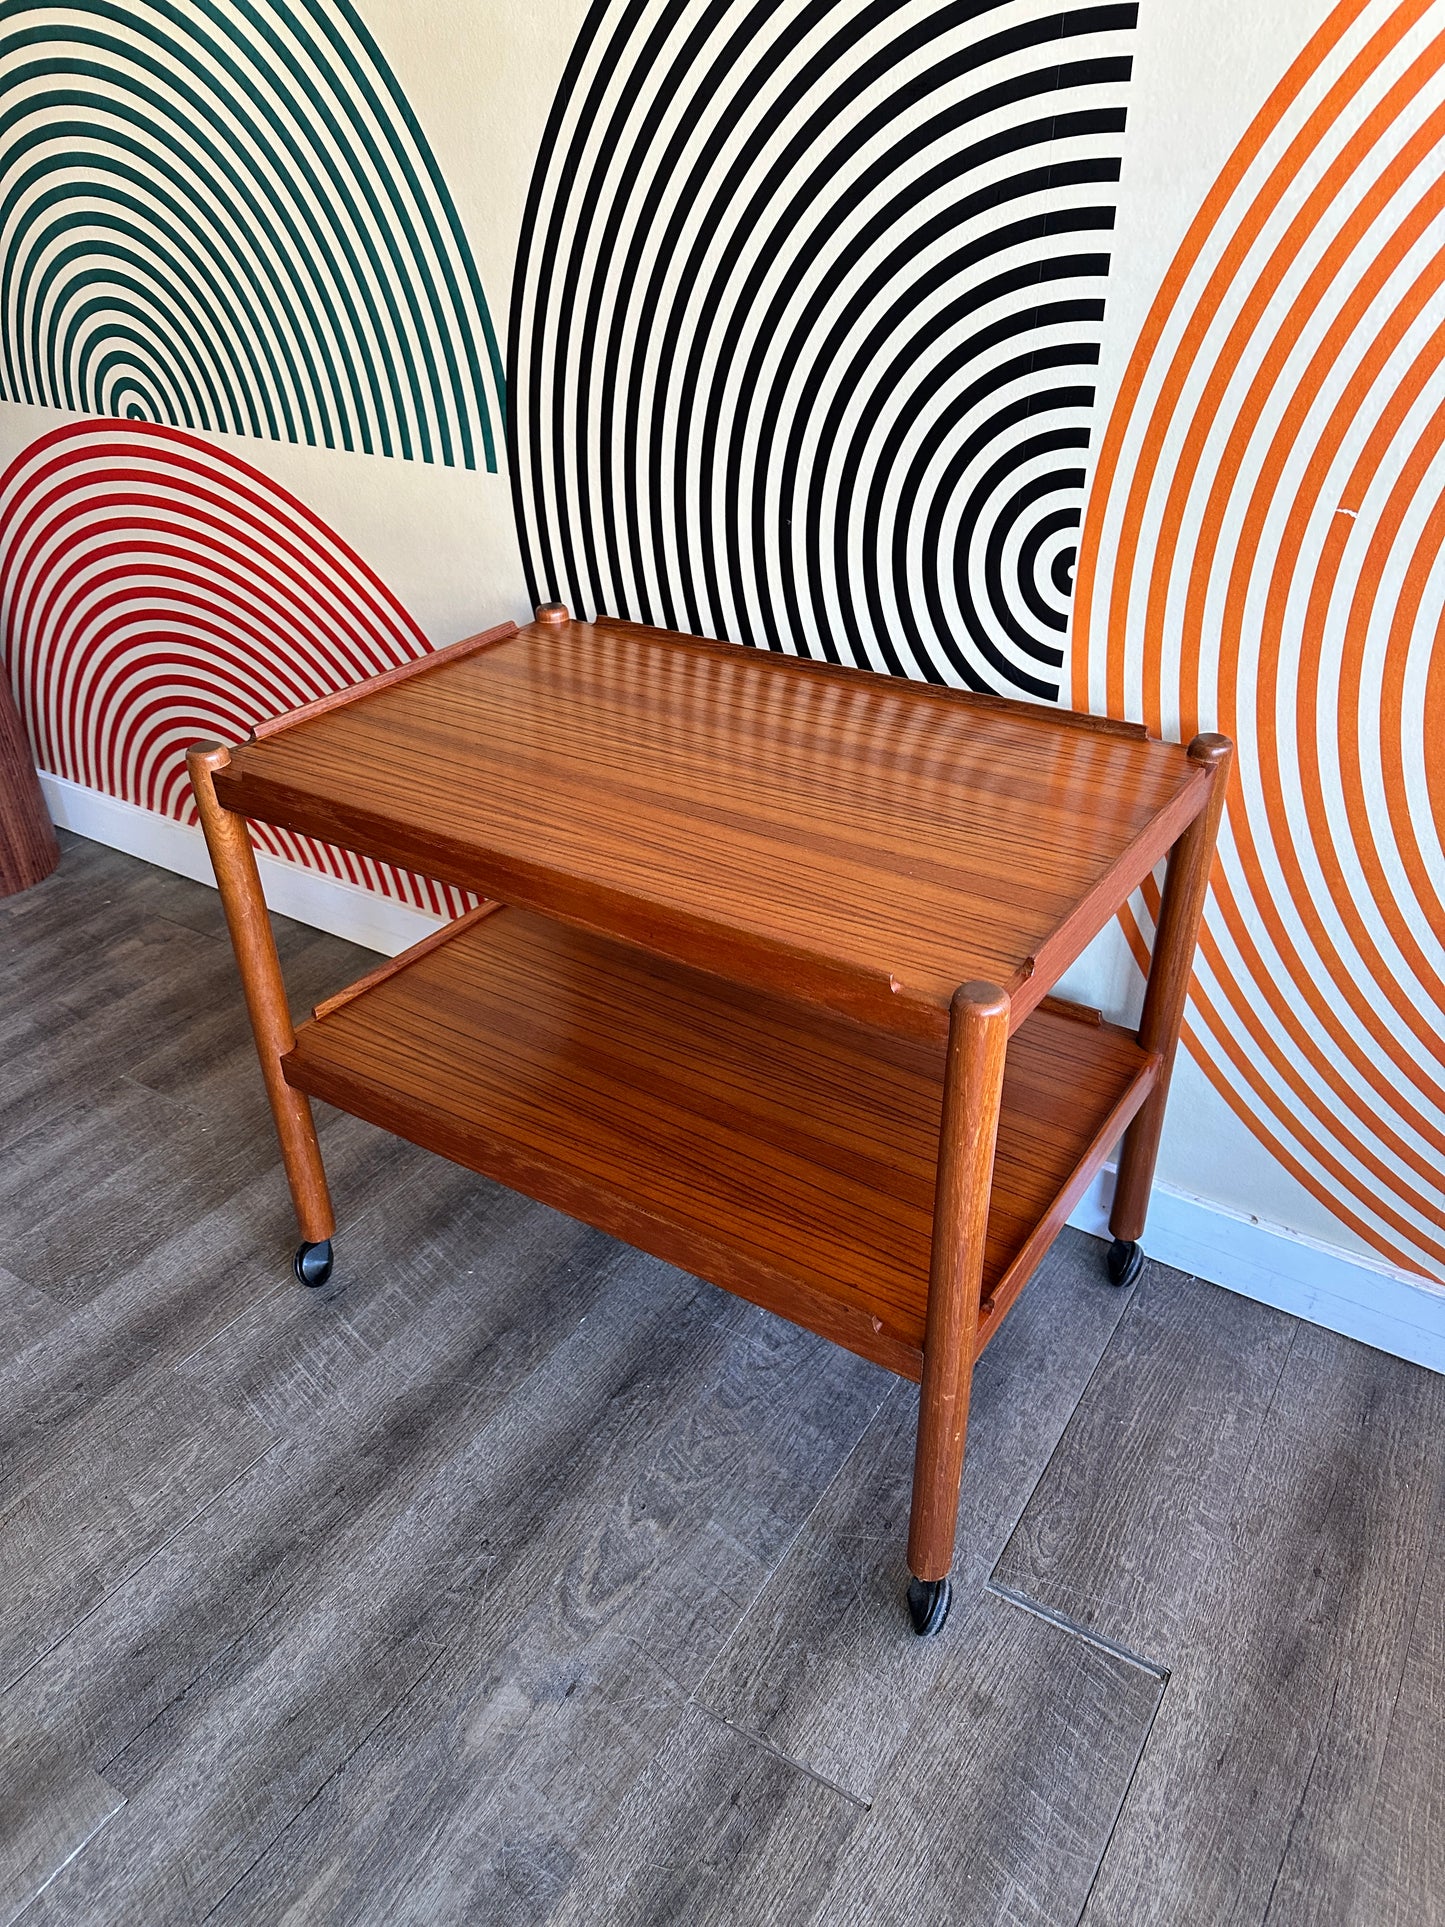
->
[0,0,504,468]
[1074,0,1445,1282]
[0,417,472,918]
[511,0,1137,700]
[1,0,1441,1285]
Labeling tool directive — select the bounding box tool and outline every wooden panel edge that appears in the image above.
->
[1036,993,1106,1026]
[211,777,957,1042]
[1015,761,1214,1020]
[250,620,521,741]
[973,1047,1163,1355]
[280,1051,924,1380]
[309,901,507,1021]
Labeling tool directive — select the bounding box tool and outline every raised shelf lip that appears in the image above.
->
[594,617,1156,740]
[215,615,1214,1041]
[248,612,1160,746]
[247,620,519,741]
[282,905,1159,1379]
[214,768,1210,1045]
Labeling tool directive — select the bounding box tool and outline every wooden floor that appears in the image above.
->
[3,834,1443,1927]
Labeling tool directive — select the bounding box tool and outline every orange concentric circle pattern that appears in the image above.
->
[1074,0,1445,1281]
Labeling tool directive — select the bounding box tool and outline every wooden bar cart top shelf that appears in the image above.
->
[190,607,1232,1641]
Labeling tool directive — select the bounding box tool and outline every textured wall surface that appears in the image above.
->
[0,0,1440,1290]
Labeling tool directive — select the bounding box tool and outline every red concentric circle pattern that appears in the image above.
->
[0,419,471,920]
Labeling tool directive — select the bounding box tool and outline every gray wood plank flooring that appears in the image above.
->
[697,1244,1137,1803]
[3,834,1443,1925]
[993,1269,1445,1926]
[1358,1479,1445,1922]
[0,1731,122,1927]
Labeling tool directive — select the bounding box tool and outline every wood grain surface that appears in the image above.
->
[0,1731,122,1925]
[908,983,1009,1578]
[994,1265,1445,1927]
[281,906,1156,1374]
[213,616,1209,1039]
[10,840,1440,1927]
[0,671,59,898]
[1110,733,1233,1244]
[1358,1480,1445,1923]
[188,743,335,1246]
[807,1590,1163,1927]
[249,621,518,740]
[699,1239,1139,1805]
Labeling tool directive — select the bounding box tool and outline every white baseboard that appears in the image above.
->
[39,772,443,957]
[1068,1168,1445,1375]
[41,774,1445,1376]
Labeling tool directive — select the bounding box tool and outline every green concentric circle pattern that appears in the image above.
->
[0,0,504,468]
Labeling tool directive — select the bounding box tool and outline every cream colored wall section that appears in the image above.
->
[1054,936,1357,1259]
[360,0,590,315]
[1092,0,1341,409]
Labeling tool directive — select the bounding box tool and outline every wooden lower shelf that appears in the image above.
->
[283,908,1158,1378]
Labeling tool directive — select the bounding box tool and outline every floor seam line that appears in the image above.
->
[0,1438,279,1697]
[1073,1657,1169,1925]
[984,1579,1170,1680]
[6,1797,129,1927]
[683,1698,872,1812]
[692,1378,903,1704]
[197,1639,457,1923]
[984,1264,1142,1579]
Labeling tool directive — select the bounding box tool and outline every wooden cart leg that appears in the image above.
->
[187,741,336,1285]
[1107,732,1235,1287]
[906,981,1010,1637]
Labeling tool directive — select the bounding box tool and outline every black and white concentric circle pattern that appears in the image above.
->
[511,0,1136,697]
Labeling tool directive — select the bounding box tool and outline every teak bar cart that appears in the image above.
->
[189,606,1232,1638]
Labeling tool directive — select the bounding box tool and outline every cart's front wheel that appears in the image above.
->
[294,1239,334,1287]
[1106,1238,1143,1288]
[907,1574,952,1638]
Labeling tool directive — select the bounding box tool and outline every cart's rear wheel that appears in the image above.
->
[1106,1238,1143,1288]
[907,1574,952,1637]
[294,1239,334,1287]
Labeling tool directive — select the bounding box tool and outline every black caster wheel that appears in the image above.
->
[907,1574,953,1638]
[1106,1238,1144,1288]
[294,1239,334,1287]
